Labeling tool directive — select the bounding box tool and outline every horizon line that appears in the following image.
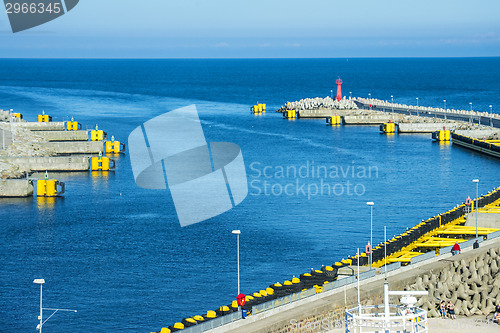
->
[0,56,499,60]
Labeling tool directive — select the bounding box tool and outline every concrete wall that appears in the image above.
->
[466,212,500,229]
[35,130,89,141]
[343,115,393,125]
[298,109,352,118]
[455,129,500,138]
[38,141,103,154]
[452,138,500,158]
[0,179,33,197]
[0,156,90,171]
[0,126,13,150]
[398,123,457,133]
[14,122,66,131]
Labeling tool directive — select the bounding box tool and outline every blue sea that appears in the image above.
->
[0,58,499,332]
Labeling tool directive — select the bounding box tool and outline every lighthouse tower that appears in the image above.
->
[336,78,343,101]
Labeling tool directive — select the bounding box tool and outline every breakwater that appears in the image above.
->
[451,133,500,159]
[151,186,500,333]
[279,97,500,161]
[0,110,125,197]
[215,238,500,333]
[406,247,500,318]
[277,97,357,114]
[354,98,500,127]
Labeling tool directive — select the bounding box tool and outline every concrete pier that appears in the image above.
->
[297,109,350,118]
[397,122,457,133]
[454,129,500,139]
[0,156,90,171]
[354,98,500,129]
[0,179,33,197]
[451,133,500,158]
[343,115,393,125]
[35,130,89,141]
[38,141,103,154]
[13,122,66,131]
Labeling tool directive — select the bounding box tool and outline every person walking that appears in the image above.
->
[473,240,479,249]
[452,242,461,255]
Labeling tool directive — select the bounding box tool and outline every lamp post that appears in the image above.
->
[368,93,371,110]
[330,90,333,99]
[349,91,352,99]
[33,279,77,332]
[416,97,419,108]
[34,279,45,333]
[470,102,473,112]
[473,179,479,238]
[443,100,446,110]
[10,109,14,143]
[232,230,241,296]
[391,95,394,112]
[490,105,493,113]
[367,202,374,269]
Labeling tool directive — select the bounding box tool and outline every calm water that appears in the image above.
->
[0,58,500,332]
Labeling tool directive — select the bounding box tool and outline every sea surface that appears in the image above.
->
[0,58,499,332]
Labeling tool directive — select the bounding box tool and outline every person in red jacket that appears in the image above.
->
[452,242,461,255]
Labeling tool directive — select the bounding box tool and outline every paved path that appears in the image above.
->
[324,316,500,333]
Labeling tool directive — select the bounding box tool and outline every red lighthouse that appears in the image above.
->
[336,78,343,101]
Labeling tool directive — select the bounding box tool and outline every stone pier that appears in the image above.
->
[35,130,89,141]
[38,141,103,154]
[397,123,458,133]
[343,115,394,125]
[0,156,90,171]
[13,122,66,131]
[0,179,33,197]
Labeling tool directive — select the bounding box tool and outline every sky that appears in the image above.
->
[0,0,499,58]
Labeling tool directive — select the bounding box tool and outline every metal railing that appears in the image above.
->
[345,304,428,333]
[253,288,317,314]
[410,251,435,265]
[181,311,241,333]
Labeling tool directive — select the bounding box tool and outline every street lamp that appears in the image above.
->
[349,91,352,99]
[366,202,374,269]
[368,93,371,110]
[34,279,45,333]
[391,95,394,112]
[330,90,333,99]
[470,102,473,112]
[416,97,419,108]
[232,230,241,296]
[490,105,493,113]
[473,179,479,238]
[443,100,446,110]
[33,279,77,333]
